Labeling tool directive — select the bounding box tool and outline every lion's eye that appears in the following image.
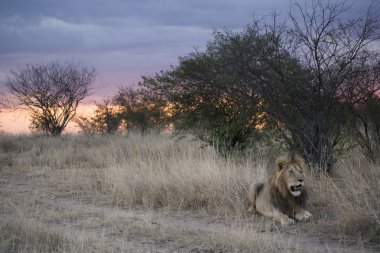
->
[289,171,294,174]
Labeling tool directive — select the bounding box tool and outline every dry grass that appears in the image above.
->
[103,135,257,216]
[308,157,380,242]
[0,133,379,252]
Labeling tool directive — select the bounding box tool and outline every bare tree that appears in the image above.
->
[6,61,96,136]
[0,92,8,131]
[244,0,380,170]
[0,93,5,108]
[284,0,380,168]
[0,93,7,112]
[352,98,380,163]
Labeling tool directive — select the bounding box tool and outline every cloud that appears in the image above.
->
[0,0,292,53]
[0,0,377,97]
[0,5,215,56]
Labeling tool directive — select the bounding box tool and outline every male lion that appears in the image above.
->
[248,153,312,225]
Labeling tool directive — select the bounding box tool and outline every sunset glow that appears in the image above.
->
[0,104,97,134]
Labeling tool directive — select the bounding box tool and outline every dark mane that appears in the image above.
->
[269,153,308,218]
[269,185,307,218]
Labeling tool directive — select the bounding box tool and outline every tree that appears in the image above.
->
[0,92,9,131]
[140,0,380,171]
[114,87,163,135]
[6,61,96,136]
[140,30,272,152]
[75,98,122,135]
[0,93,7,109]
[260,0,380,169]
[352,97,380,163]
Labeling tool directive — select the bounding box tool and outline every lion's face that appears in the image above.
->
[273,153,306,198]
[283,163,305,197]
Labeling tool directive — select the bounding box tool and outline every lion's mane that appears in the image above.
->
[268,153,308,217]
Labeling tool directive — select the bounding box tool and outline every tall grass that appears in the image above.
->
[103,134,260,216]
[1,133,379,251]
[308,157,380,242]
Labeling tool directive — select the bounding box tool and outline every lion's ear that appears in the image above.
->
[275,156,288,171]
[291,153,306,169]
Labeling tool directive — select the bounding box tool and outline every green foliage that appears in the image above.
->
[30,111,66,136]
[76,88,167,135]
[140,2,380,171]
[140,37,267,151]
[75,99,122,135]
[114,87,164,135]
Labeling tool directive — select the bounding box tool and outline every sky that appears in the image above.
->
[1,0,376,98]
[0,0,286,98]
[0,0,378,133]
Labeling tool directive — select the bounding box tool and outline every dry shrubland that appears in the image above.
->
[0,133,379,252]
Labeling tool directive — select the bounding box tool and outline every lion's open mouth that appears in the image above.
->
[289,184,302,196]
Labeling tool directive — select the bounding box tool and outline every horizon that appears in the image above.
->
[0,104,97,134]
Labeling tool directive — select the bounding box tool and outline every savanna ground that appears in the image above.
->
[0,133,379,253]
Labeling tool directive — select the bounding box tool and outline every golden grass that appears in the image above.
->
[308,158,380,242]
[0,133,379,252]
[104,134,257,216]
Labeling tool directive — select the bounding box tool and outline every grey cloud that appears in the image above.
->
[1,0,374,56]
[2,1,374,45]
[0,0,377,96]
[1,1,229,55]
[0,0,288,27]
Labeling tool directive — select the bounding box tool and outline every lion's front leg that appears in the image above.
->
[254,190,295,226]
[294,209,312,221]
[273,209,295,226]
[257,205,295,226]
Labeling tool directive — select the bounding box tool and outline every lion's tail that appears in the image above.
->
[248,182,264,213]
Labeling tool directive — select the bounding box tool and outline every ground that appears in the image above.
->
[1,168,378,252]
[0,134,379,252]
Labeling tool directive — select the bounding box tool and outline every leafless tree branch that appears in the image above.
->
[6,60,96,136]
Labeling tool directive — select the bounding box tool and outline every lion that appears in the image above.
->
[248,152,312,225]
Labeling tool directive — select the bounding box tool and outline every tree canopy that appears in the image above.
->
[140,0,380,170]
[6,61,96,136]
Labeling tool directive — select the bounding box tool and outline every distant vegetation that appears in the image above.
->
[2,0,380,170]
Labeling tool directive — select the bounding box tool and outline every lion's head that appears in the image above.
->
[270,153,306,199]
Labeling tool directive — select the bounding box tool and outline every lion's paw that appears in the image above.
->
[296,210,312,221]
[303,211,313,220]
[281,218,295,226]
